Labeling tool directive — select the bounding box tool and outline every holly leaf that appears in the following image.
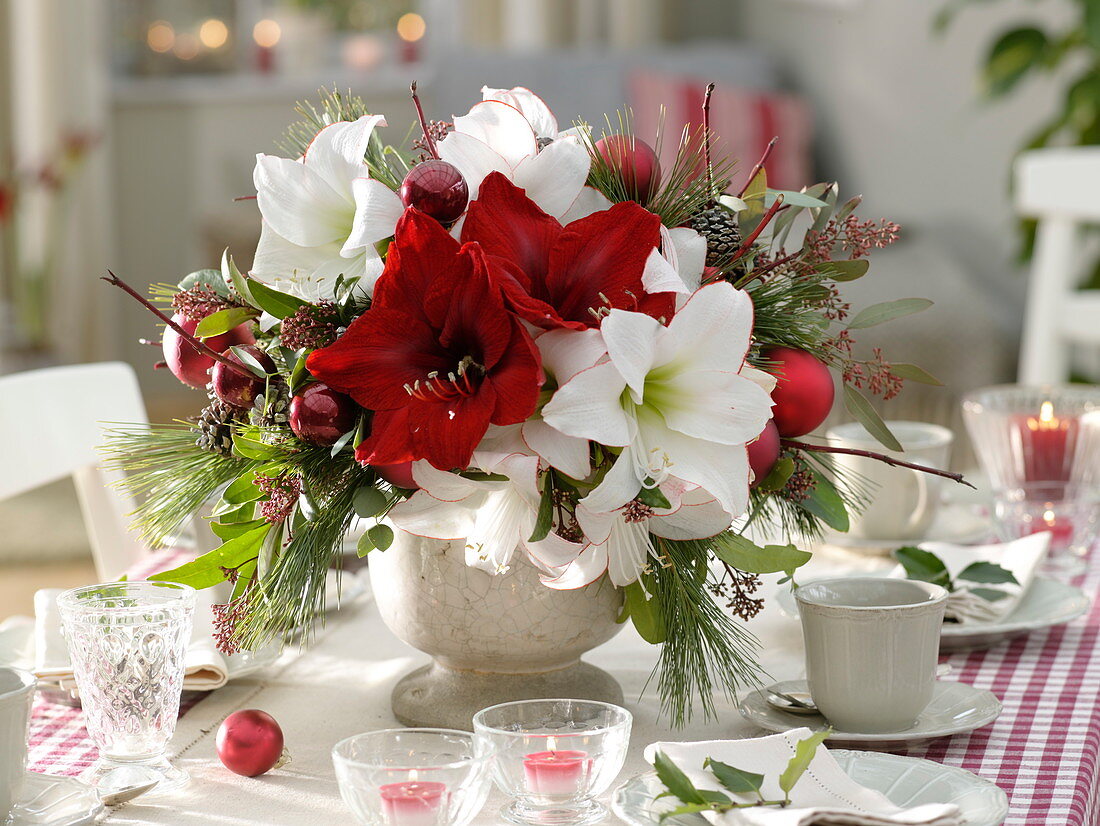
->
[847,298,932,330]
[150,525,269,589]
[895,546,952,589]
[624,581,666,644]
[779,730,831,797]
[652,751,707,805]
[958,560,1019,586]
[194,306,259,338]
[842,385,903,452]
[711,534,812,576]
[247,278,309,319]
[704,758,764,795]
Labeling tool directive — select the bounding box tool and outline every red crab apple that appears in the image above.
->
[216,709,286,777]
[211,345,276,410]
[161,313,254,389]
[399,159,469,224]
[289,383,358,446]
[747,420,780,487]
[594,134,662,204]
[374,461,418,490]
[763,346,835,438]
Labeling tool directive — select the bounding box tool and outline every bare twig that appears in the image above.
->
[737,136,778,197]
[702,82,716,206]
[781,438,973,487]
[728,194,784,263]
[410,82,438,160]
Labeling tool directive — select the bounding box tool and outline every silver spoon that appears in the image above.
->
[766,688,819,715]
[99,781,159,807]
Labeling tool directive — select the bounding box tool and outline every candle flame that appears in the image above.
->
[408,769,418,782]
[1043,508,1056,525]
[1040,401,1055,423]
[546,736,557,754]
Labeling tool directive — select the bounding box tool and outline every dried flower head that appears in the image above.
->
[212,598,249,655]
[280,300,342,351]
[173,286,234,322]
[256,471,302,523]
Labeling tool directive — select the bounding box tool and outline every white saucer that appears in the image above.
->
[738,679,1002,744]
[613,755,1007,826]
[10,773,103,826]
[823,504,989,554]
[775,577,1090,651]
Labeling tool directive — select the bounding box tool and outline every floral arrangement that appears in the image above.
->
[105,84,960,724]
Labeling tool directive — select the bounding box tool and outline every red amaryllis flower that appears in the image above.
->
[461,172,676,330]
[306,209,542,470]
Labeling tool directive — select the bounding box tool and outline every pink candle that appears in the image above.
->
[379,781,447,826]
[1016,402,1077,482]
[523,749,590,796]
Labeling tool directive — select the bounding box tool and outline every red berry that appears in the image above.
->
[747,420,781,487]
[211,345,276,410]
[374,461,418,490]
[399,160,469,224]
[289,383,358,446]
[594,135,662,204]
[216,709,285,777]
[162,313,254,390]
[764,346,835,437]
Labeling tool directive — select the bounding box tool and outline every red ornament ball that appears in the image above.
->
[747,420,780,487]
[399,160,469,224]
[289,383,358,446]
[162,313,253,390]
[216,709,285,777]
[374,461,418,490]
[594,135,662,204]
[211,345,276,410]
[763,346,835,437]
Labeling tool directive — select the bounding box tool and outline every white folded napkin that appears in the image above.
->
[892,532,1051,624]
[644,729,961,826]
[33,584,231,692]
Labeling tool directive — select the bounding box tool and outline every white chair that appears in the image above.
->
[1016,148,1100,385]
[0,362,148,579]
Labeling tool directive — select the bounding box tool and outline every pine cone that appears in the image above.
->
[195,399,237,457]
[250,381,290,429]
[690,206,745,268]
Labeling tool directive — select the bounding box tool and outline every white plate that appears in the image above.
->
[613,755,1007,826]
[775,577,1089,651]
[11,773,103,826]
[823,504,990,554]
[739,679,1002,744]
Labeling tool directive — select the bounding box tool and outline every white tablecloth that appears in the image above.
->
[104,551,891,824]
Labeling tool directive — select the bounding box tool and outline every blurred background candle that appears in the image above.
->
[1018,400,1077,482]
[379,777,447,826]
[522,738,589,797]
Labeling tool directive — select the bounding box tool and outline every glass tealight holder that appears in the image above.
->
[332,729,494,826]
[472,699,632,826]
[992,482,1100,573]
[57,581,195,794]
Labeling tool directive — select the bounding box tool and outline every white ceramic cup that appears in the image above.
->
[795,578,948,733]
[0,667,35,819]
[826,421,954,541]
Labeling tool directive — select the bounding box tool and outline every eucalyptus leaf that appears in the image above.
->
[796,468,850,532]
[847,298,932,330]
[221,249,253,305]
[356,532,375,558]
[959,560,1019,586]
[368,524,394,551]
[768,188,828,208]
[652,751,706,805]
[711,534,812,576]
[779,730,831,796]
[230,345,271,378]
[895,546,952,589]
[835,195,863,223]
[810,183,838,233]
[178,268,229,297]
[842,384,904,452]
[704,758,765,795]
[625,581,666,644]
[247,279,309,319]
[816,259,869,282]
[352,486,389,519]
[150,525,269,589]
[329,427,357,458]
[890,363,944,386]
[194,307,258,338]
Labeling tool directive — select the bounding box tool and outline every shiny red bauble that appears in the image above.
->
[763,346,836,437]
[216,709,285,777]
[747,420,781,487]
[399,160,469,224]
[374,461,418,490]
[289,383,358,446]
[210,345,276,410]
[594,135,662,204]
[162,313,254,390]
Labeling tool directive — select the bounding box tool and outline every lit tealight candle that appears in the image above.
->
[1018,400,1076,482]
[523,738,590,797]
[379,777,447,826]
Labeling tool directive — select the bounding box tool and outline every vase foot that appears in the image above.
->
[391,661,624,730]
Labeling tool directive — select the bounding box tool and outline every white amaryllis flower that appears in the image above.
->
[532,486,733,589]
[437,95,599,222]
[252,114,400,301]
[541,282,774,520]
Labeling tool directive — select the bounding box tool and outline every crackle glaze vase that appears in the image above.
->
[369,529,625,730]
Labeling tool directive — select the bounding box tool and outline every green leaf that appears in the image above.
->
[895,546,952,588]
[711,534,812,576]
[289,354,311,394]
[958,560,1019,586]
[247,278,308,319]
[211,517,267,540]
[352,486,389,519]
[229,558,257,602]
[179,268,229,297]
[221,249,253,305]
[704,758,764,795]
[637,483,672,509]
[659,804,713,821]
[983,26,1049,97]
[652,751,706,805]
[816,259,869,282]
[779,730,831,796]
[625,581,666,644]
[970,587,1011,602]
[194,306,258,338]
[758,457,795,492]
[797,468,850,532]
[835,195,863,223]
[890,363,943,386]
[150,525,269,589]
[232,432,280,460]
[367,523,394,551]
[768,188,827,208]
[529,483,555,543]
[222,471,265,505]
[810,183,838,233]
[356,532,375,557]
[842,384,903,452]
[329,427,357,458]
[229,345,271,378]
[847,298,932,330]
